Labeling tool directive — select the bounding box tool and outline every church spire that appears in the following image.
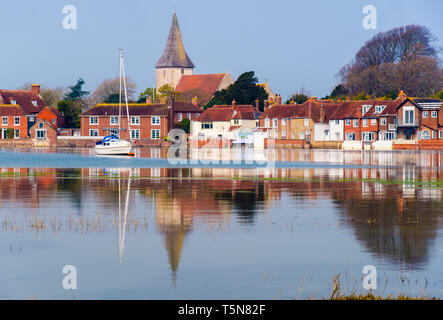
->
[156,12,195,69]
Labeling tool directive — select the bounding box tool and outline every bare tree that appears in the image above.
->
[89,77,137,106]
[40,87,66,107]
[339,25,442,97]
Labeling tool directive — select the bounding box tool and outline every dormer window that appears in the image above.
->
[10,100,16,105]
[375,105,385,113]
[32,101,38,107]
[362,105,371,115]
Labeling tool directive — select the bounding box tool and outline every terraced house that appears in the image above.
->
[258,98,322,143]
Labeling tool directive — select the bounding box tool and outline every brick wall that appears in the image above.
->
[80,115,170,140]
[0,115,28,138]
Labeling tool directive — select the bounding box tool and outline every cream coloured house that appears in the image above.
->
[190,102,259,141]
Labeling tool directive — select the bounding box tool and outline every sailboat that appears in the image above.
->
[95,49,133,155]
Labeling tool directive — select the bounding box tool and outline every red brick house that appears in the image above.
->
[0,84,46,134]
[0,105,28,139]
[36,107,65,129]
[80,103,171,141]
[30,118,58,146]
[395,97,442,140]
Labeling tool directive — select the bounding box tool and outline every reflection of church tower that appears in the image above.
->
[156,198,193,286]
[156,11,195,91]
[162,225,190,285]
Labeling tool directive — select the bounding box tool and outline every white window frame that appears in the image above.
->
[110,116,119,125]
[371,119,377,126]
[421,130,430,140]
[363,119,368,127]
[353,119,358,127]
[272,118,278,128]
[187,113,191,119]
[151,116,160,125]
[2,117,7,126]
[89,116,98,125]
[264,118,270,128]
[14,129,19,139]
[345,132,356,141]
[89,129,98,136]
[422,111,428,118]
[381,118,387,125]
[304,118,309,127]
[431,111,437,118]
[345,119,351,126]
[281,118,286,126]
[36,129,46,140]
[177,113,182,122]
[404,107,414,125]
[131,129,140,139]
[131,116,140,125]
[299,131,305,139]
[14,117,20,126]
[151,129,160,139]
[281,130,286,139]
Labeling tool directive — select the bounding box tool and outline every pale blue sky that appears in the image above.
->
[1,0,441,100]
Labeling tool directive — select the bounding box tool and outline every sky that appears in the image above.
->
[1,0,442,100]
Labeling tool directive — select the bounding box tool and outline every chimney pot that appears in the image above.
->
[30,84,40,96]
[192,96,198,106]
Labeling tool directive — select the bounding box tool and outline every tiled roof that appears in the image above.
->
[172,101,202,112]
[0,90,45,115]
[0,105,26,116]
[259,100,321,122]
[175,74,226,98]
[156,12,195,68]
[80,104,169,116]
[329,102,361,120]
[412,98,442,104]
[320,103,341,122]
[49,107,64,119]
[194,105,256,122]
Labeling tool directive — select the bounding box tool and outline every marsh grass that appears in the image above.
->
[1,214,149,234]
[327,273,438,300]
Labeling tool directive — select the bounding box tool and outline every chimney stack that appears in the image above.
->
[232,99,236,111]
[146,96,153,104]
[275,94,282,105]
[397,90,407,100]
[192,96,198,106]
[31,84,40,96]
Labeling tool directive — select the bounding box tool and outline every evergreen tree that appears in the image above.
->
[204,71,268,110]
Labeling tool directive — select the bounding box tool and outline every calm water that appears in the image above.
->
[0,148,443,299]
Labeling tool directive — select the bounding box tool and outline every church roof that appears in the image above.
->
[175,73,227,97]
[156,12,195,69]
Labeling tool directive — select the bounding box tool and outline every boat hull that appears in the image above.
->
[95,141,132,155]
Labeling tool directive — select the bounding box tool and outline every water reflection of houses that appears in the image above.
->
[2,153,443,273]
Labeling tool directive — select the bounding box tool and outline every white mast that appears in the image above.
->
[118,49,122,138]
[120,49,132,140]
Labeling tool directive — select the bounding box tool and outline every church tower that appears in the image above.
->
[156,12,195,91]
